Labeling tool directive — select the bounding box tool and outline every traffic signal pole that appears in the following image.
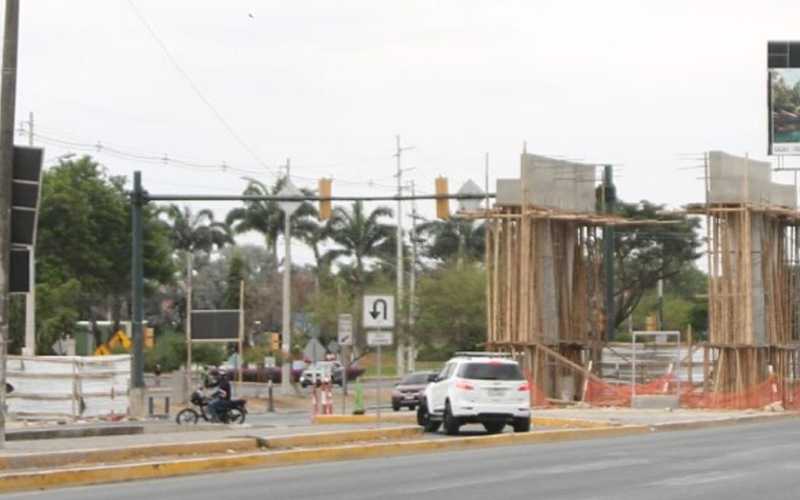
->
[131,171,145,389]
[0,0,20,449]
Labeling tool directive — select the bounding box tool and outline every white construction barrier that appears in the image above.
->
[6,355,130,420]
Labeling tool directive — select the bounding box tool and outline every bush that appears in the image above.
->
[144,333,225,372]
[243,346,283,367]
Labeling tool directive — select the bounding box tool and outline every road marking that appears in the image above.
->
[652,471,749,487]
[403,458,651,494]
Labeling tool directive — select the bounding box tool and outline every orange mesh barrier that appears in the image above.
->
[525,372,551,408]
[681,377,780,410]
[584,374,679,407]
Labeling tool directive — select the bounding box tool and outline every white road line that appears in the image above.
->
[652,471,749,487]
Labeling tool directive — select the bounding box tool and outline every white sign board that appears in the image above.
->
[264,356,276,368]
[367,331,394,347]
[337,314,354,346]
[363,295,395,328]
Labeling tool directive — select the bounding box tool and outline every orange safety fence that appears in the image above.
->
[681,377,780,410]
[584,374,792,410]
[584,374,680,407]
[524,372,551,408]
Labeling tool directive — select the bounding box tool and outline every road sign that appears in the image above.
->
[264,356,276,368]
[367,331,393,347]
[363,295,394,328]
[337,314,353,346]
[277,177,303,215]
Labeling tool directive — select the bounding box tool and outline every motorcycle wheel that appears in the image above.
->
[176,408,199,425]
[229,407,246,424]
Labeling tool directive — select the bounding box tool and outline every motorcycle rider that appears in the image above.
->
[206,368,232,422]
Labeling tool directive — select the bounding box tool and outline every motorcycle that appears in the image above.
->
[175,389,247,425]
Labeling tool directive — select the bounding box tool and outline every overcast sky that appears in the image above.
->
[7,0,800,261]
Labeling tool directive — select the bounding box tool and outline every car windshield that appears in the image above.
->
[457,362,524,381]
[400,373,430,385]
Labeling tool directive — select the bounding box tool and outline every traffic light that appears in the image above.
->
[646,316,658,331]
[319,178,332,220]
[270,333,281,351]
[435,177,449,219]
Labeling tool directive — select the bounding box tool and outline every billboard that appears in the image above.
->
[768,42,800,155]
[190,310,241,341]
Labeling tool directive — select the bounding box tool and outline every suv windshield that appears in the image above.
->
[457,362,524,381]
[400,373,430,385]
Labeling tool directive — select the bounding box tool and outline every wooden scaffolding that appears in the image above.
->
[482,205,608,400]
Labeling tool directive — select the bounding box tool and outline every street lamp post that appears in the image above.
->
[278,176,302,394]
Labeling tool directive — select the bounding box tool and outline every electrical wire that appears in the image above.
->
[125,0,275,173]
[30,128,402,191]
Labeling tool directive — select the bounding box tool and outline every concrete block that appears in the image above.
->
[708,151,773,205]
[129,387,148,419]
[631,395,680,410]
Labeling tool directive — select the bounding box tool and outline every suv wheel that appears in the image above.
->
[513,417,531,433]
[417,401,441,433]
[483,422,505,434]
[443,401,461,435]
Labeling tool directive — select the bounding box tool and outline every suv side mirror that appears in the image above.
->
[427,373,438,383]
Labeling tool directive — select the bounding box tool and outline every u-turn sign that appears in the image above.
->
[363,295,394,328]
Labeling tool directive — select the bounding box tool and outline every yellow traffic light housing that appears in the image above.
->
[435,177,449,219]
[270,332,281,351]
[319,178,332,220]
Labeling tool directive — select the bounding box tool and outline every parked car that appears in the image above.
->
[417,352,531,435]
[391,371,436,411]
[300,361,344,387]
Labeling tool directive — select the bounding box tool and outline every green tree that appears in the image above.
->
[419,217,485,265]
[225,177,317,252]
[326,201,395,291]
[34,156,174,351]
[613,200,702,329]
[224,248,247,309]
[161,204,233,254]
[415,262,485,354]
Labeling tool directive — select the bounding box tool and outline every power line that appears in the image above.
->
[28,128,402,191]
[125,0,274,173]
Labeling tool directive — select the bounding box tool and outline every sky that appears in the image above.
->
[7,0,800,263]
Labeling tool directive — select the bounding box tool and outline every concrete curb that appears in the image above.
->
[261,426,423,449]
[0,425,650,493]
[5,425,144,442]
[313,413,611,429]
[0,438,260,471]
[531,416,613,428]
[312,413,417,424]
[650,411,800,433]
[0,427,423,472]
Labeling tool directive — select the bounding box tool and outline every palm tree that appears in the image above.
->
[419,217,485,265]
[325,201,395,290]
[162,205,233,254]
[225,177,317,253]
[294,217,335,286]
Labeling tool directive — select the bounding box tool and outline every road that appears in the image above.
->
[5,420,800,499]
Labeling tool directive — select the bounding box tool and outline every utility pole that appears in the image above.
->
[185,252,193,398]
[279,159,298,395]
[603,165,616,341]
[23,111,34,356]
[394,135,410,377]
[0,0,21,449]
[408,181,418,373]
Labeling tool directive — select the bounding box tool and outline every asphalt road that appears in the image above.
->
[5,420,800,500]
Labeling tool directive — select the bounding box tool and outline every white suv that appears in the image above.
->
[417,352,531,435]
